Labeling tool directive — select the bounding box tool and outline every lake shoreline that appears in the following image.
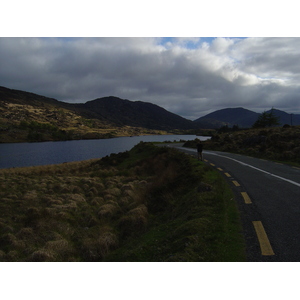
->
[0,132,210,144]
[0,135,209,169]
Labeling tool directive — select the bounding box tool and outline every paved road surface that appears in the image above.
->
[166,144,300,262]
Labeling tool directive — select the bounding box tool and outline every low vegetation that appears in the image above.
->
[0,142,245,261]
[185,125,300,166]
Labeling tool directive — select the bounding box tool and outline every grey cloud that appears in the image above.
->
[0,37,300,120]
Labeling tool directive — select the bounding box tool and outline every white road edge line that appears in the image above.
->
[176,147,300,188]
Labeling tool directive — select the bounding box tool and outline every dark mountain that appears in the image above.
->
[194,108,259,128]
[194,107,300,128]
[0,86,198,132]
[2,86,298,137]
[74,96,196,130]
[0,85,63,107]
[265,109,300,126]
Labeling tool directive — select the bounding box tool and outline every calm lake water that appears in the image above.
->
[0,135,210,169]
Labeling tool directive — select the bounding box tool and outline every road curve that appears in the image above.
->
[167,144,300,262]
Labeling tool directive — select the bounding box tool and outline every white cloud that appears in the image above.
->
[210,37,235,54]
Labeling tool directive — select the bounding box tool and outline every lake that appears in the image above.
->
[0,135,210,169]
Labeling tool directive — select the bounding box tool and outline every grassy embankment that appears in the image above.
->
[0,142,245,261]
[186,125,300,167]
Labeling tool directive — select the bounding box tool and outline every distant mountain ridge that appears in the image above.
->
[194,107,300,128]
[1,86,299,140]
[267,108,300,126]
[0,86,194,130]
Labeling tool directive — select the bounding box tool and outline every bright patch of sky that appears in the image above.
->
[159,37,214,49]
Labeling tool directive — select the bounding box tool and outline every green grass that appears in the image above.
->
[0,142,246,261]
[106,158,245,262]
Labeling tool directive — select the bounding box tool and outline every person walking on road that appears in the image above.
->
[197,141,203,161]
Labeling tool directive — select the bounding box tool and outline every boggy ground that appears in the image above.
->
[0,142,245,261]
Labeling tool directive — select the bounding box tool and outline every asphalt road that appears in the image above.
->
[166,143,300,262]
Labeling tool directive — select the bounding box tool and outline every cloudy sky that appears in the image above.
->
[1,2,300,120]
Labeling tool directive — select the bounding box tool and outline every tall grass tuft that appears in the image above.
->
[118,204,148,237]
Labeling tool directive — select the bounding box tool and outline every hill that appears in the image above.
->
[194,108,259,128]
[194,107,300,128]
[0,86,120,142]
[0,86,200,143]
[74,96,195,130]
[265,109,300,126]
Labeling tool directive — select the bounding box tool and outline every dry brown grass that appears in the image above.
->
[80,226,118,261]
[118,204,149,237]
[30,249,55,262]
[98,202,121,219]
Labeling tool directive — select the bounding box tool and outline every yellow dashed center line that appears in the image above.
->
[241,192,252,204]
[252,221,275,256]
[203,155,275,257]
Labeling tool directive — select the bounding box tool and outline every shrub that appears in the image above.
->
[98,202,120,219]
[80,228,118,261]
[31,249,55,262]
[118,204,148,237]
[44,239,75,261]
[104,187,121,198]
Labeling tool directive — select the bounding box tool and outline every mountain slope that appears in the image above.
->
[194,107,300,128]
[0,86,199,131]
[194,108,259,128]
[265,109,300,126]
[0,86,119,142]
[75,96,195,130]
[0,85,64,107]
[0,86,200,142]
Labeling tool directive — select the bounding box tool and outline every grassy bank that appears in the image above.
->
[0,142,246,261]
[186,125,300,167]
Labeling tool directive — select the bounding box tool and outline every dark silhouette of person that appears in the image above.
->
[197,141,203,161]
